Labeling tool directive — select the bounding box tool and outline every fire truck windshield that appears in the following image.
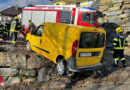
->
[81,12,95,24]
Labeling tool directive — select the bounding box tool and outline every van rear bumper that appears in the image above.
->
[66,56,103,72]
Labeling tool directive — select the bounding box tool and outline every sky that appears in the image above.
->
[0,0,59,11]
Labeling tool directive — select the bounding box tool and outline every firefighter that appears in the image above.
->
[5,18,12,39]
[0,21,5,39]
[26,20,36,34]
[112,27,128,67]
[10,16,21,46]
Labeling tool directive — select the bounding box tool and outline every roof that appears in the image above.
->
[0,6,22,17]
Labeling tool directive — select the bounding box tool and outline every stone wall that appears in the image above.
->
[0,50,57,85]
[98,0,130,42]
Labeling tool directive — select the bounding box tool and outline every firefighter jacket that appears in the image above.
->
[5,21,11,31]
[113,33,127,50]
[10,20,21,32]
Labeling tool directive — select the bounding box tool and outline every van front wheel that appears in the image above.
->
[57,60,66,76]
[26,41,32,51]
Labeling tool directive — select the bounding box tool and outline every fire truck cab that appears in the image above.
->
[22,5,104,28]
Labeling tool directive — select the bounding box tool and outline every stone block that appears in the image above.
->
[122,4,130,9]
[113,0,123,4]
[124,9,130,13]
[6,77,21,85]
[0,52,8,66]
[106,10,123,16]
[119,13,129,18]
[108,16,121,24]
[113,3,122,7]
[20,69,36,76]
[109,6,120,11]
[124,0,130,4]
[27,54,44,69]
[0,68,18,77]
[8,53,27,68]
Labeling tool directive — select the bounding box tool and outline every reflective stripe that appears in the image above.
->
[114,39,125,50]
[115,60,118,65]
[114,58,119,61]
[121,58,125,61]
[114,38,118,41]
[10,30,19,32]
[12,41,16,43]
[114,47,125,49]
[10,22,19,32]
[113,43,117,46]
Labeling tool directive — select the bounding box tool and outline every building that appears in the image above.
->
[0,6,22,25]
[53,0,100,8]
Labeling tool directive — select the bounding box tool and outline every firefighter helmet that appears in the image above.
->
[14,16,19,20]
[116,27,123,33]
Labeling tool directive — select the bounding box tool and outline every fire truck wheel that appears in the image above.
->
[57,59,67,76]
[26,41,32,51]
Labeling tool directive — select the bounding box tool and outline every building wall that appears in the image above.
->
[53,1,95,7]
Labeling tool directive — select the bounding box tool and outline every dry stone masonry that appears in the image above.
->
[0,50,57,85]
[98,0,130,42]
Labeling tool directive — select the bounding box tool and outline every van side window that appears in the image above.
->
[35,25,44,37]
[79,32,105,48]
[59,11,73,24]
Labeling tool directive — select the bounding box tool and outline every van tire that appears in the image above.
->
[57,59,67,76]
[26,41,32,51]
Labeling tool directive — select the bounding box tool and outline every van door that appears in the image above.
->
[76,32,105,67]
[30,25,44,54]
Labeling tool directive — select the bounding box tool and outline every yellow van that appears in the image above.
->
[26,23,106,76]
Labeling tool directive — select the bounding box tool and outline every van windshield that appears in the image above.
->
[79,32,105,48]
[81,12,95,24]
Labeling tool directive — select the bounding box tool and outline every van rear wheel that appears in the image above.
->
[26,41,32,51]
[57,59,67,76]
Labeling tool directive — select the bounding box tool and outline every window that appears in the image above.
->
[81,12,95,24]
[59,11,73,24]
[79,32,105,48]
[35,25,44,36]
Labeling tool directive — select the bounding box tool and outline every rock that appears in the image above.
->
[0,52,8,66]
[102,11,107,15]
[126,22,130,26]
[41,80,66,89]
[38,66,57,82]
[113,0,123,4]
[121,17,130,25]
[27,54,44,69]
[23,78,35,82]
[0,68,18,77]
[123,26,130,33]
[108,16,121,24]
[4,53,27,68]
[106,10,123,16]
[108,6,120,11]
[124,0,130,4]
[99,6,108,12]
[6,77,21,85]
[20,69,36,76]
[124,9,130,13]
[113,3,122,7]
[122,4,130,9]
[119,13,129,18]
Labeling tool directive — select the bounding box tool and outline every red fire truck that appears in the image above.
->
[21,5,104,35]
